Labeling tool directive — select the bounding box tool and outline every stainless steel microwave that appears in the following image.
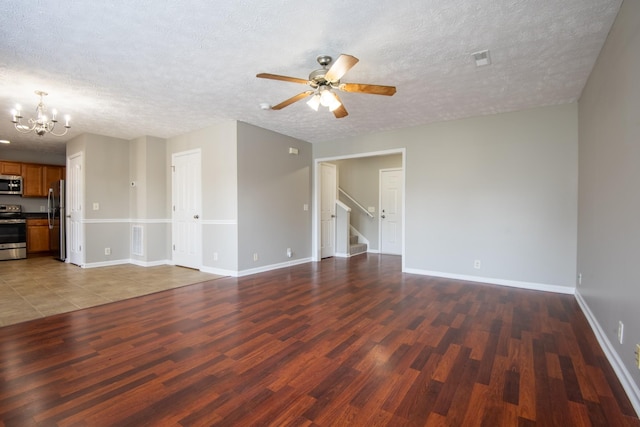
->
[0,175,23,195]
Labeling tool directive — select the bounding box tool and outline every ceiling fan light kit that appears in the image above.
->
[306,94,321,111]
[257,54,396,119]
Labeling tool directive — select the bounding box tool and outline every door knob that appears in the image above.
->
[331,214,336,218]
[194,215,199,219]
[381,215,386,219]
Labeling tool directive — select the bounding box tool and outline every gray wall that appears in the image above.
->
[577,0,640,394]
[129,136,169,263]
[67,133,131,264]
[167,121,239,272]
[314,103,578,289]
[332,154,402,250]
[81,134,130,221]
[237,122,312,270]
[0,148,65,165]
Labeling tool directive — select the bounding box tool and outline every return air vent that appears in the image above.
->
[131,225,143,256]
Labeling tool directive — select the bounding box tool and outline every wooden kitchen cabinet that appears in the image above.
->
[21,163,45,197]
[44,165,64,188]
[27,219,50,253]
[0,161,22,175]
[21,164,65,197]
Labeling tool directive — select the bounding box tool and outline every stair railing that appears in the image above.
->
[335,200,351,257]
[338,187,374,219]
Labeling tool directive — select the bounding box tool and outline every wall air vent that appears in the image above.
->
[472,49,491,67]
[132,225,144,256]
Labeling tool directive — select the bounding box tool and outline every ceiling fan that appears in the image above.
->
[257,54,396,119]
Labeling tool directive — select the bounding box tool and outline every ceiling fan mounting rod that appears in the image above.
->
[316,55,332,67]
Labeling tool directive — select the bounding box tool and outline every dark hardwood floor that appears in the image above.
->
[0,255,638,426]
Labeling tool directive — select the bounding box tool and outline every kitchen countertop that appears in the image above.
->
[23,213,49,219]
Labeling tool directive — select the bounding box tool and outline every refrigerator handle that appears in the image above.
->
[47,188,54,229]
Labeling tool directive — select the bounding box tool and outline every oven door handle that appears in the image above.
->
[0,219,26,224]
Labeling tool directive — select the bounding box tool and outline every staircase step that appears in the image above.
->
[350,235,359,245]
[350,243,367,256]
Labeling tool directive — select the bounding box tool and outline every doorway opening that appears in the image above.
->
[313,148,405,270]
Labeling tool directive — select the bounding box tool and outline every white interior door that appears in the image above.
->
[67,153,84,266]
[172,149,202,269]
[320,162,337,258]
[380,168,403,255]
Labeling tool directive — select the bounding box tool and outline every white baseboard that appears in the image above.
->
[83,258,170,268]
[334,252,350,258]
[236,257,312,277]
[199,266,238,276]
[575,291,640,416]
[402,268,575,295]
[81,257,313,278]
[129,258,171,267]
[82,259,131,268]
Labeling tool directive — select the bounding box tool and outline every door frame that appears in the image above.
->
[312,148,406,269]
[379,167,403,255]
[66,152,84,266]
[171,148,202,269]
[319,162,337,258]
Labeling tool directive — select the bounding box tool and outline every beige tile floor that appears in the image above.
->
[0,256,224,327]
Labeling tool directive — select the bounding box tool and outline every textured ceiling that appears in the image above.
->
[0,0,622,155]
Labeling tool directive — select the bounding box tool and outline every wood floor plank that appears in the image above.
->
[0,254,638,426]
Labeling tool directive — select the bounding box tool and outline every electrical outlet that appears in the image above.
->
[617,321,624,344]
[93,202,100,211]
[253,253,259,261]
[213,252,218,261]
[473,260,481,269]
[104,247,111,255]
[286,248,292,258]
[578,273,582,285]
[40,205,46,212]
[635,344,640,369]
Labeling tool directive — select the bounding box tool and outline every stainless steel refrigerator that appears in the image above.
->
[47,180,66,261]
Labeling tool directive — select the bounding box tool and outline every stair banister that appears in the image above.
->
[335,200,351,257]
[338,187,374,218]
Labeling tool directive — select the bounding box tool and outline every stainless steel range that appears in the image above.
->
[0,204,27,261]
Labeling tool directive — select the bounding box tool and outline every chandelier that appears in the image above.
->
[10,90,71,137]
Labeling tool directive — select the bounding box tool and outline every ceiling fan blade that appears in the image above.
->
[332,104,348,119]
[339,83,397,96]
[271,91,314,110]
[332,93,348,118]
[256,73,309,85]
[324,54,359,82]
